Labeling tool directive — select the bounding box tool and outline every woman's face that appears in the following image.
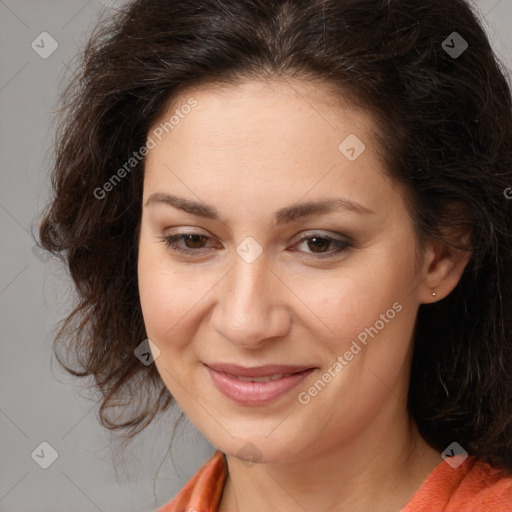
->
[137,79,434,463]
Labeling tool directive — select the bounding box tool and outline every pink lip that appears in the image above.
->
[204,363,316,406]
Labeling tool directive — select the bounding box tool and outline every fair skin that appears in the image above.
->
[137,78,471,512]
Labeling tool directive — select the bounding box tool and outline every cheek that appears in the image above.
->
[300,252,417,363]
[137,234,196,348]
[137,232,225,359]
[299,269,395,343]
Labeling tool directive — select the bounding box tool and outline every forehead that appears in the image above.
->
[142,78,400,221]
[153,78,375,148]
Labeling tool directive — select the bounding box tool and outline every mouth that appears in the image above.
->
[204,362,317,405]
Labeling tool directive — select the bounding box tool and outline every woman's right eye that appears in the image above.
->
[158,233,216,255]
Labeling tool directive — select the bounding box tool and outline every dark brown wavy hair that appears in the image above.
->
[38,0,512,472]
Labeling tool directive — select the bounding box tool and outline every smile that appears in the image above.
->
[204,363,316,406]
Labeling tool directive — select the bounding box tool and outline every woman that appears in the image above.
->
[39,0,512,510]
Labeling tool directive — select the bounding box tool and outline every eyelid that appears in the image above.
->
[293,229,352,242]
[162,227,350,241]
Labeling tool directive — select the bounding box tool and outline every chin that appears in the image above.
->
[211,430,311,466]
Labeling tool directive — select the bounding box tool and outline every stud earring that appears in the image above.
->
[432,289,437,297]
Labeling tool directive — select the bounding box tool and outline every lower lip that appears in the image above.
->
[205,366,315,405]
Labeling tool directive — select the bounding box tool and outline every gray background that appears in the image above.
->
[1,1,511,510]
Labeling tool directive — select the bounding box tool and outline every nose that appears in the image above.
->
[209,251,292,350]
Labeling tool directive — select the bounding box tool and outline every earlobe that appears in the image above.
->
[417,237,472,304]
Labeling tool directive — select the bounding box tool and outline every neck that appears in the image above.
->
[219,409,441,512]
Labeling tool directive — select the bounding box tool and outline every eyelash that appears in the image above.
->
[158,232,352,260]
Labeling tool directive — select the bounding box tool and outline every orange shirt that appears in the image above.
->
[157,450,512,512]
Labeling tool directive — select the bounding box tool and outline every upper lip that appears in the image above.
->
[205,363,315,378]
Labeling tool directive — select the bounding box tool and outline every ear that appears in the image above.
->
[417,233,472,304]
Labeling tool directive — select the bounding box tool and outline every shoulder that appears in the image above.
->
[403,456,512,512]
[157,450,227,512]
[451,458,512,510]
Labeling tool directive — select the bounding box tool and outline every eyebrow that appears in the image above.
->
[145,192,375,225]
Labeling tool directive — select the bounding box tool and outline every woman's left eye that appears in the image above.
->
[293,234,351,258]
[158,232,351,259]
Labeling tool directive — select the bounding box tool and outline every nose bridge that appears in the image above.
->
[211,249,290,347]
[226,252,270,326]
